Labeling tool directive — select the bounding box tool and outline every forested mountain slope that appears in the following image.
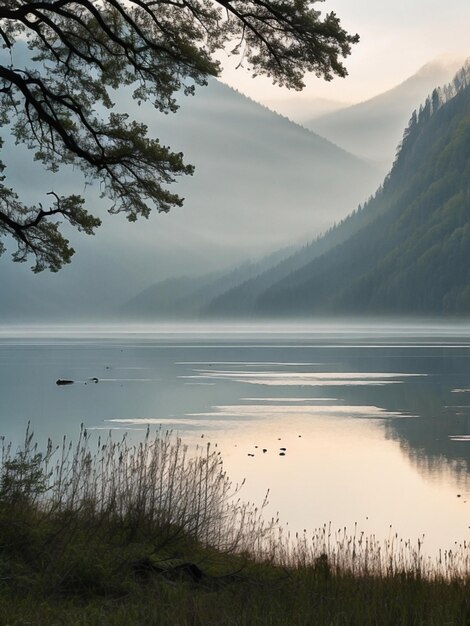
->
[251,65,470,316]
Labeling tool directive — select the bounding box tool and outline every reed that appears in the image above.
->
[1,426,470,625]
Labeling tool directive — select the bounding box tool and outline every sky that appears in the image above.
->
[220,0,470,106]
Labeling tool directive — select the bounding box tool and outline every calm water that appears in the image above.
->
[3,322,470,555]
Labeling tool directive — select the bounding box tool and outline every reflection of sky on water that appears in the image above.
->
[3,323,470,556]
[211,416,470,558]
[186,404,412,418]
[181,368,423,386]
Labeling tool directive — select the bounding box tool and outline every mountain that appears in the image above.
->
[146,79,381,252]
[121,247,293,319]
[305,57,465,171]
[262,96,350,123]
[0,78,379,321]
[236,63,470,317]
[203,203,378,317]
[123,196,381,320]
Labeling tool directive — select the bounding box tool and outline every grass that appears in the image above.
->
[1,426,470,625]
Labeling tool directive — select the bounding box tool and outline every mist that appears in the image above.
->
[0,77,379,321]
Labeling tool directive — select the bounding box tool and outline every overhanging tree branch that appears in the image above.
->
[0,0,358,271]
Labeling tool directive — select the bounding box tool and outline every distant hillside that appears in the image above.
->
[121,247,292,319]
[124,189,383,320]
[204,203,379,317]
[0,78,379,321]
[149,78,381,250]
[305,58,465,170]
[248,63,470,316]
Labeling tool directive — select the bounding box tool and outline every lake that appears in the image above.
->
[2,321,470,558]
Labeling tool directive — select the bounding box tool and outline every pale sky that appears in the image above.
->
[221,0,470,106]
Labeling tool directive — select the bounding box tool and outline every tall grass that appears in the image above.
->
[1,426,470,581]
[267,523,470,582]
[0,425,276,555]
[2,427,470,624]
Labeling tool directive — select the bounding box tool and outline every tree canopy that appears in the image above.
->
[0,0,358,271]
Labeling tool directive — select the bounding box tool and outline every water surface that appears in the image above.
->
[2,322,470,556]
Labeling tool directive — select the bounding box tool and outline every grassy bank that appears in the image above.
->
[1,428,470,625]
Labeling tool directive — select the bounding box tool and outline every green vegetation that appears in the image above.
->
[2,427,470,625]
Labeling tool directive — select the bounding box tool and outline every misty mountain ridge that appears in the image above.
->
[0,77,379,321]
[123,60,470,321]
[304,56,466,170]
[215,61,470,317]
[121,246,293,320]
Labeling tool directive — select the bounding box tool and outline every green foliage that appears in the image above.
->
[0,0,357,271]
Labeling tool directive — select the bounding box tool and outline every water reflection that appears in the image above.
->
[3,324,470,554]
[181,368,423,386]
[186,404,412,419]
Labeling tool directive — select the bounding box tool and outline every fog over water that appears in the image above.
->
[3,320,470,557]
